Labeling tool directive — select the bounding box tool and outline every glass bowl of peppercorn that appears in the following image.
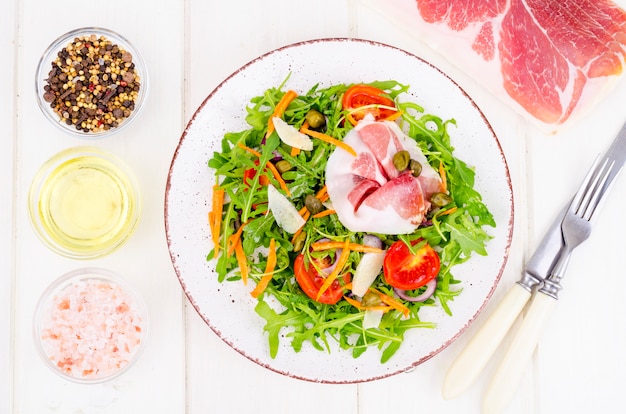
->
[35,27,148,138]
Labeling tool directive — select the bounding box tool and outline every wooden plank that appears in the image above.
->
[0,0,17,412]
[13,0,186,412]
[183,1,359,413]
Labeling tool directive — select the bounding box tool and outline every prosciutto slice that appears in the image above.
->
[416,0,626,125]
[325,118,443,234]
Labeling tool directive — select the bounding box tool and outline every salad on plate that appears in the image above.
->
[207,77,494,363]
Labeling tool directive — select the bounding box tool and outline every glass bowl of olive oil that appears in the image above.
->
[28,147,141,259]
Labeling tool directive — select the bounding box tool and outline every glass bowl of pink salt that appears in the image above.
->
[33,267,148,383]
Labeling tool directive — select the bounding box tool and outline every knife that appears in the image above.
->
[441,204,566,399]
[482,120,626,414]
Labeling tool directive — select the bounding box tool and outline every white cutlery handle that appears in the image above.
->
[442,283,532,399]
[482,291,556,414]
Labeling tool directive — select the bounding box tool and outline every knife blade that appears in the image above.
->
[441,204,565,399]
[483,120,626,414]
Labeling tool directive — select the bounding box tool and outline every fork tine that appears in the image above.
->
[570,156,601,214]
[577,159,614,221]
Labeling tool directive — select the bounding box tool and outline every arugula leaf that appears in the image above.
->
[444,209,490,257]
[254,300,306,359]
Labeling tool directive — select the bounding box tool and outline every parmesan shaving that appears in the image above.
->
[267,184,305,234]
[272,117,313,150]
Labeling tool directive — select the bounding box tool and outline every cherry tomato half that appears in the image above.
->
[294,254,351,305]
[383,240,440,291]
[243,160,270,187]
[342,84,397,123]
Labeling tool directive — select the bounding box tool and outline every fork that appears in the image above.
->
[482,156,619,414]
[539,157,615,300]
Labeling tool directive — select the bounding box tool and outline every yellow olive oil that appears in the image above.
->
[33,152,139,258]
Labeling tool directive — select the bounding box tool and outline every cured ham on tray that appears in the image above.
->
[359,0,626,132]
[415,0,626,127]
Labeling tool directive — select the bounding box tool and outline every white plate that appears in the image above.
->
[165,38,513,383]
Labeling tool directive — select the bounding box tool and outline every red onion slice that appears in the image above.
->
[312,238,342,276]
[394,279,437,302]
[362,234,383,249]
[320,248,342,275]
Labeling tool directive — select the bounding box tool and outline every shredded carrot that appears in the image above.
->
[437,206,458,217]
[344,296,390,313]
[312,209,336,219]
[370,288,410,317]
[315,185,327,198]
[290,226,304,244]
[316,240,351,300]
[289,121,310,157]
[250,238,277,298]
[296,203,310,222]
[382,110,403,122]
[237,142,261,157]
[264,161,291,197]
[311,241,383,254]
[237,142,291,196]
[227,222,248,257]
[209,184,225,259]
[344,288,409,316]
[266,90,298,138]
[439,161,447,193]
[345,113,358,126]
[345,106,401,126]
[313,185,329,203]
[301,126,357,157]
[234,241,249,285]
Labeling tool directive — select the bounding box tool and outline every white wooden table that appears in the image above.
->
[3,0,626,413]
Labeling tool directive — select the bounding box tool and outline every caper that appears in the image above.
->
[430,192,453,207]
[292,231,307,252]
[275,159,292,174]
[361,291,382,307]
[409,159,422,177]
[392,150,410,171]
[305,109,326,130]
[304,194,323,215]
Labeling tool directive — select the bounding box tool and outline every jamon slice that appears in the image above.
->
[500,0,626,123]
[347,177,380,211]
[417,0,507,31]
[498,0,586,123]
[357,121,405,180]
[325,118,443,234]
[418,0,507,61]
[473,21,496,61]
[362,173,429,222]
[416,0,626,125]
[349,146,388,185]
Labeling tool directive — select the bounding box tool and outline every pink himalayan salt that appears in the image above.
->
[39,278,144,380]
